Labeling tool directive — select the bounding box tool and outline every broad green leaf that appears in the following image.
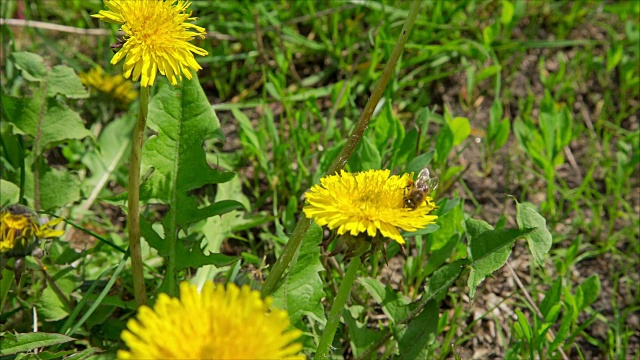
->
[577,275,601,311]
[514,309,532,343]
[36,271,76,322]
[475,65,501,84]
[539,277,562,319]
[82,114,135,193]
[396,300,438,360]
[404,151,434,175]
[423,234,459,276]
[495,118,511,149]
[140,218,239,271]
[0,180,20,206]
[343,309,383,358]
[429,199,463,251]
[23,155,82,210]
[448,117,471,146]
[0,332,74,355]
[434,124,453,166]
[466,219,532,298]
[272,223,326,330]
[423,259,467,303]
[11,52,47,82]
[13,350,75,360]
[516,201,552,265]
[392,128,418,170]
[2,94,93,154]
[351,136,382,171]
[47,66,89,99]
[358,277,411,323]
[501,0,515,25]
[140,76,234,228]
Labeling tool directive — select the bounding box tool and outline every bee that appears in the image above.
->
[110,37,126,54]
[403,167,438,210]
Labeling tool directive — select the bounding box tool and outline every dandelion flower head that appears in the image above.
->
[303,169,438,244]
[93,0,208,87]
[80,67,138,106]
[0,204,64,256]
[118,282,304,359]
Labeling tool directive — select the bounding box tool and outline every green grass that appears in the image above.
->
[1,0,638,358]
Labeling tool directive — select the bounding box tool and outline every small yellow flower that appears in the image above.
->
[93,0,208,87]
[303,169,438,244]
[118,282,304,359]
[0,204,64,256]
[79,67,138,105]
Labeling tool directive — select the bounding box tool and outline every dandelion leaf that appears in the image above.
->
[516,201,552,265]
[1,95,93,154]
[466,219,532,298]
[343,309,384,358]
[358,277,412,324]
[47,65,90,99]
[139,76,236,228]
[272,223,326,330]
[396,300,438,360]
[11,51,48,82]
[0,180,20,206]
[140,218,238,271]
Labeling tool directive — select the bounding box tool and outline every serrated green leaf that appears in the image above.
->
[47,66,89,99]
[423,260,466,303]
[423,234,459,276]
[397,300,438,360]
[2,95,93,154]
[272,223,326,329]
[139,218,239,271]
[140,76,234,228]
[23,155,82,210]
[0,332,74,355]
[343,309,383,358]
[36,271,76,322]
[516,202,552,265]
[466,221,531,298]
[0,180,20,206]
[358,277,411,323]
[11,52,47,82]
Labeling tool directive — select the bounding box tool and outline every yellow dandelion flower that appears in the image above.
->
[118,282,304,360]
[303,169,438,244]
[79,67,138,105]
[93,0,208,87]
[0,204,64,256]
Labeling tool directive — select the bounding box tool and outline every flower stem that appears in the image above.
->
[128,86,149,307]
[315,242,369,360]
[261,1,422,298]
[260,217,311,297]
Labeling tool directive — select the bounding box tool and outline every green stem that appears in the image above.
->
[315,243,369,360]
[260,217,311,297]
[128,86,149,307]
[261,0,422,298]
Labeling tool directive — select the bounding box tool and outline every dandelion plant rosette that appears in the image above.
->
[303,169,438,244]
[93,0,209,87]
[118,282,304,359]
